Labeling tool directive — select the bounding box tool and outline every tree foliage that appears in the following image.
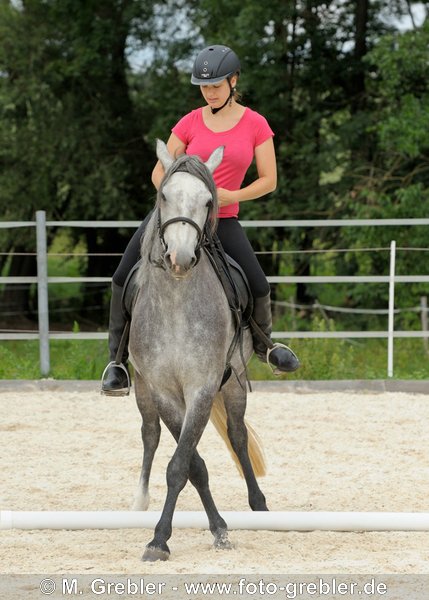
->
[1,0,428,327]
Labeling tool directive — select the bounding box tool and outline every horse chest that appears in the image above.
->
[132,274,231,361]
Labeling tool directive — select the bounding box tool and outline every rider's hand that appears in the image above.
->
[217,188,237,207]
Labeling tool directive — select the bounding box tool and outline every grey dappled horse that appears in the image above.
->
[129,140,268,562]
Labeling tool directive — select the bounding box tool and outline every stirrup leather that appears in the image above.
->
[101,361,131,396]
[266,343,299,375]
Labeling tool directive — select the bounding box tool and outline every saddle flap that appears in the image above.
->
[203,239,253,323]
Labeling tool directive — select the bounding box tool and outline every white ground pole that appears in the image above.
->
[2,511,429,532]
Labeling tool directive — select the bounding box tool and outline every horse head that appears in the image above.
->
[156,139,224,279]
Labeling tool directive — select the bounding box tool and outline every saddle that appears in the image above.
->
[203,241,253,325]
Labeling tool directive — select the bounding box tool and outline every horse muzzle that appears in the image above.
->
[164,248,198,279]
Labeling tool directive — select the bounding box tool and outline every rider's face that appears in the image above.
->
[200,75,237,110]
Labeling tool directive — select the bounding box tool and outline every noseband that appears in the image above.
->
[157,207,209,268]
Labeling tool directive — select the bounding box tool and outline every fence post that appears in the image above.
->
[421,296,429,355]
[36,210,50,376]
[387,240,396,378]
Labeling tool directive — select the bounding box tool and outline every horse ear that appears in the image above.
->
[204,146,224,174]
[156,139,174,171]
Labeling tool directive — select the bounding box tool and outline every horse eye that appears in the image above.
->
[206,199,213,207]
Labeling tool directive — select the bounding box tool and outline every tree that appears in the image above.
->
[0,0,156,324]
[2,0,428,330]
[337,18,429,316]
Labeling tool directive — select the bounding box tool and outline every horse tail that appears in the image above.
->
[210,393,266,478]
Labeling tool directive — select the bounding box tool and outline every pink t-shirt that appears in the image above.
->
[171,107,274,218]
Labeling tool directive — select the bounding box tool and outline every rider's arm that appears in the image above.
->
[217,137,277,207]
[151,133,187,191]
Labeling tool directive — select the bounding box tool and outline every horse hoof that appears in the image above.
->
[214,530,233,550]
[142,544,170,562]
[214,538,234,550]
[251,503,269,511]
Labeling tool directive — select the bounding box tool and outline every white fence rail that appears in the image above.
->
[1,211,429,377]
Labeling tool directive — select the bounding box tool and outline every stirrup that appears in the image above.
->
[100,361,131,396]
[266,343,299,375]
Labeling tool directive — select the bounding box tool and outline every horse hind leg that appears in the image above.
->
[216,385,268,511]
[132,373,161,511]
[132,418,160,511]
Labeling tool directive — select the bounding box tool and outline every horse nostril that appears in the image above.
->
[164,248,196,275]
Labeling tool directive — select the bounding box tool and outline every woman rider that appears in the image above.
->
[101,44,299,395]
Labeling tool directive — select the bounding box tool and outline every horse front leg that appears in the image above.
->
[142,390,230,561]
[132,373,161,511]
[188,451,231,549]
[142,443,186,561]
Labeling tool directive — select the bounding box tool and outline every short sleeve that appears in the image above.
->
[171,112,194,145]
[254,113,275,147]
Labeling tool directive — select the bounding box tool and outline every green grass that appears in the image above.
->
[0,340,107,380]
[249,337,429,380]
[0,337,428,380]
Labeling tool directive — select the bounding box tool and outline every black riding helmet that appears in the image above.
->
[191,45,240,114]
[191,45,240,85]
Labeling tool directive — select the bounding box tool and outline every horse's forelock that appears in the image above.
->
[157,154,219,233]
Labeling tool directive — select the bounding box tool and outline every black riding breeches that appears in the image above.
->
[215,218,270,298]
[112,211,152,287]
[112,215,270,299]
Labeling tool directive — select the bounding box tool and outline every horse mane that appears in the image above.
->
[139,207,159,267]
[158,153,219,234]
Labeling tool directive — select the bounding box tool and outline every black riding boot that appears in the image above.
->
[101,281,131,396]
[251,293,300,373]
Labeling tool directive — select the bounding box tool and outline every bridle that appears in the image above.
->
[148,153,217,270]
[150,196,214,270]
